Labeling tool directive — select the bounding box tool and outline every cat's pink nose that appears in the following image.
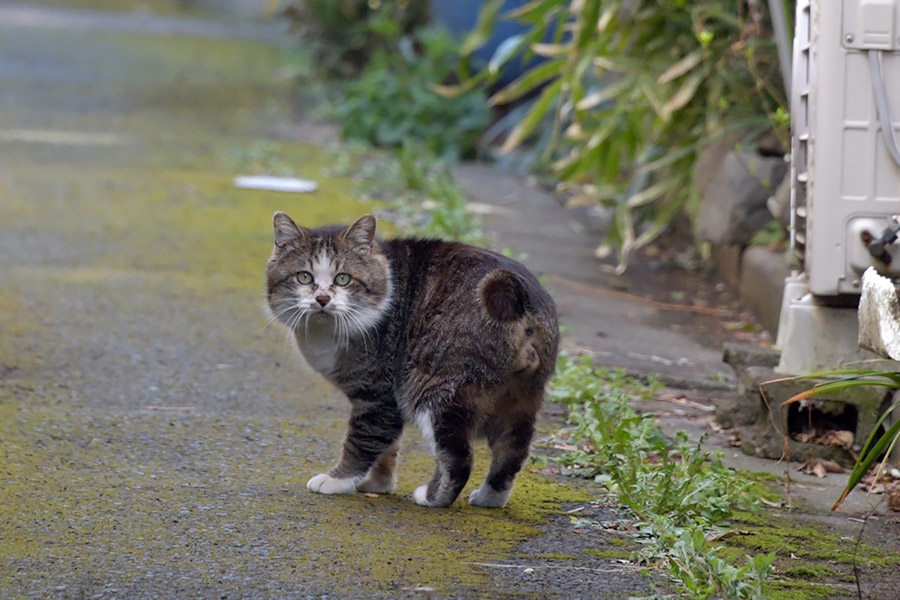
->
[315,295,331,307]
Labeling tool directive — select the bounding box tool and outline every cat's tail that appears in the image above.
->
[480,269,528,322]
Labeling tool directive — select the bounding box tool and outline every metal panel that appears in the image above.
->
[792,0,900,295]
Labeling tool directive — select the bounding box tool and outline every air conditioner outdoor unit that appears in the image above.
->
[777,0,900,373]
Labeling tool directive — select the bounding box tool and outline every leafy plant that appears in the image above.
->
[335,27,492,160]
[327,142,488,245]
[766,367,900,510]
[748,219,786,248]
[644,526,774,600]
[278,0,428,76]
[552,354,759,524]
[461,0,788,271]
[550,353,775,598]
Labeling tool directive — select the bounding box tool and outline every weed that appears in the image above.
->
[335,27,491,161]
[327,142,487,246]
[748,220,787,248]
[647,528,775,600]
[278,0,428,77]
[549,353,775,599]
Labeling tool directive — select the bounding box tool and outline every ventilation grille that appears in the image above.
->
[791,0,812,269]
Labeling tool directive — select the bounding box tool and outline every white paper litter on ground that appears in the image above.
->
[233,175,317,193]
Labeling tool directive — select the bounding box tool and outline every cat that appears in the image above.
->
[265,212,559,508]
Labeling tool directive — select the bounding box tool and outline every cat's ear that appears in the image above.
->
[273,211,307,248]
[341,214,376,255]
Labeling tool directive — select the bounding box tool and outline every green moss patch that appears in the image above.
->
[718,511,900,599]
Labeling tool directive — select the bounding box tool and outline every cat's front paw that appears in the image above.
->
[468,485,511,508]
[307,473,358,495]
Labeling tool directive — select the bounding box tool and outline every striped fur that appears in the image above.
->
[266,213,559,508]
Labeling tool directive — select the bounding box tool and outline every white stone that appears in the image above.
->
[858,267,900,359]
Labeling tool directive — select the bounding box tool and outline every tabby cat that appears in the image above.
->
[266,212,559,508]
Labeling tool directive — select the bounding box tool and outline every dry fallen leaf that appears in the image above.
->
[795,429,854,449]
[797,457,846,477]
[553,443,581,452]
[889,488,900,512]
[706,530,753,542]
[830,430,854,449]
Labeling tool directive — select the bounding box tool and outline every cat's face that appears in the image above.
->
[266,213,392,345]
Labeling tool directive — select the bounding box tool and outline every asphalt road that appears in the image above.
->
[0,3,649,598]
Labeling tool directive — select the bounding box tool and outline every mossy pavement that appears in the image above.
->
[0,3,649,598]
[4,3,900,599]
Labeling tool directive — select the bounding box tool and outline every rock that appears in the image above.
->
[694,150,788,246]
[858,267,900,359]
[766,171,792,226]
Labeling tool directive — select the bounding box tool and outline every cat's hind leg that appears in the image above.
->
[412,406,473,508]
[356,439,400,494]
[308,398,403,495]
[469,411,536,508]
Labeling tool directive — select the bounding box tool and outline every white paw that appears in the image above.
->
[468,485,511,508]
[412,484,431,506]
[306,473,358,495]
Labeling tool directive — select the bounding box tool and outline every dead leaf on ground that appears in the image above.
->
[890,489,900,512]
[553,443,583,453]
[796,457,846,477]
[795,429,854,449]
[860,462,900,511]
[706,530,754,542]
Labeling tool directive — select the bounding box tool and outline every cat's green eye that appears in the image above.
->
[296,271,313,285]
[334,273,351,286]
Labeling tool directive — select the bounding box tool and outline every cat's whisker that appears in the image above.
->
[263,303,296,331]
[282,307,308,349]
[343,314,354,349]
[336,312,350,349]
[281,307,304,349]
[334,313,344,348]
[340,307,373,353]
[302,311,312,344]
[282,306,298,330]
[334,312,347,348]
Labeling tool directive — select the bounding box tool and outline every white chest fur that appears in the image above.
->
[294,323,341,376]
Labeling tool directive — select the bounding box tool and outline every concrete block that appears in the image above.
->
[723,341,780,371]
[777,293,878,374]
[719,365,893,464]
[739,246,791,336]
[710,244,742,289]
